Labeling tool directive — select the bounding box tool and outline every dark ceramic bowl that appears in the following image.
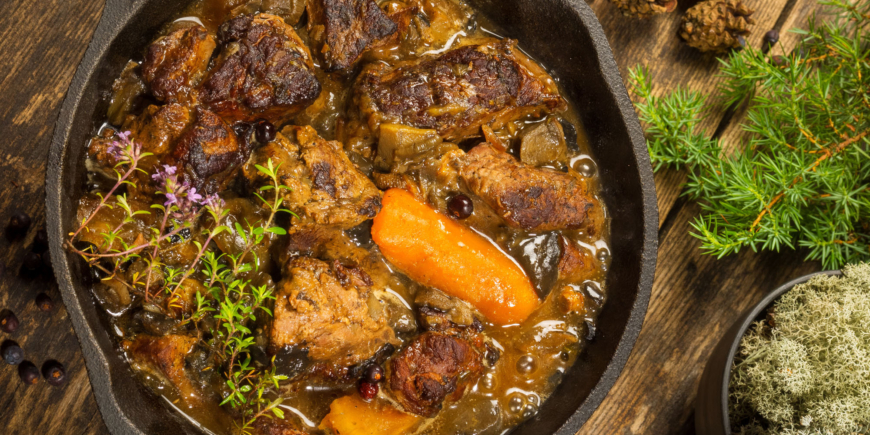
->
[695,270,841,435]
[46,0,658,433]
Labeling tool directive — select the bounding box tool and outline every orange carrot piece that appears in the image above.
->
[319,395,421,435]
[372,188,540,325]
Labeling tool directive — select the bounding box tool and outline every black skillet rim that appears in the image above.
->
[46,0,658,433]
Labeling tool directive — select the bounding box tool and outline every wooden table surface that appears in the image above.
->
[0,0,824,433]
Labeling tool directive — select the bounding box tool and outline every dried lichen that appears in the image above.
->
[729,264,870,435]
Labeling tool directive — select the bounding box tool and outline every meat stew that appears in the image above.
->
[68,0,610,434]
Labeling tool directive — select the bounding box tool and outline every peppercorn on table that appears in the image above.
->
[0,0,824,433]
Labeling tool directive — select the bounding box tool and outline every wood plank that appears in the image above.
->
[578,200,821,435]
[714,0,823,149]
[589,0,816,226]
[577,1,828,433]
[0,0,108,434]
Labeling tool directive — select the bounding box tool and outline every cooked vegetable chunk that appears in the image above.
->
[374,123,442,170]
[307,0,400,71]
[319,394,421,434]
[519,117,568,167]
[459,143,600,232]
[371,188,540,324]
[141,22,216,103]
[198,14,321,124]
[270,257,398,367]
[108,61,148,126]
[352,38,566,141]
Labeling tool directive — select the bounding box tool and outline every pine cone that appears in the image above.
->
[679,0,755,53]
[608,0,678,19]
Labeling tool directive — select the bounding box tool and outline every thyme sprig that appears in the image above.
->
[631,0,870,269]
[66,131,293,433]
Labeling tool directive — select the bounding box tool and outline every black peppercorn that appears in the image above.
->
[18,361,39,385]
[763,29,780,50]
[36,293,54,312]
[0,310,19,333]
[255,119,276,144]
[2,341,23,365]
[23,252,42,272]
[447,194,474,219]
[42,361,66,386]
[471,317,484,333]
[364,364,385,384]
[7,211,31,237]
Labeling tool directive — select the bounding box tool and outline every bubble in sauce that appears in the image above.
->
[507,394,525,414]
[521,403,538,420]
[573,158,596,178]
[516,355,537,374]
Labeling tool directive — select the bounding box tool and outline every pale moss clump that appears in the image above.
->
[729,263,870,435]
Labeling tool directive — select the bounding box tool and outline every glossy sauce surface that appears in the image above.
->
[82,0,611,433]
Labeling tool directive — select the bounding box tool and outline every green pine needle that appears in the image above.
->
[631,0,870,269]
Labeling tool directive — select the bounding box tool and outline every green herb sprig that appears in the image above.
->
[67,133,293,434]
[631,0,870,269]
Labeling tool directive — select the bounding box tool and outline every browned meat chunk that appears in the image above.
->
[92,104,255,196]
[307,0,400,71]
[270,257,398,367]
[388,331,485,417]
[245,126,382,229]
[459,143,599,232]
[89,104,193,199]
[352,38,566,141]
[125,334,200,403]
[89,103,192,170]
[198,14,321,124]
[141,22,216,103]
[278,225,388,283]
[169,106,247,194]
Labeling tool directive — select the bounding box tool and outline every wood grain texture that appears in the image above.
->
[0,0,109,434]
[589,0,818,227]
[0,0,826,434]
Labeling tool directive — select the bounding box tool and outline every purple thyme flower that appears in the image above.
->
[117,131,132,144]
[164,192,179,208]
[107,131,139,163]
[187,187,203,205]
[152,165,178,185]
[107,141,125,161]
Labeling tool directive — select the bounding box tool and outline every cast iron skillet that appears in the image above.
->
[46,0,658,433]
